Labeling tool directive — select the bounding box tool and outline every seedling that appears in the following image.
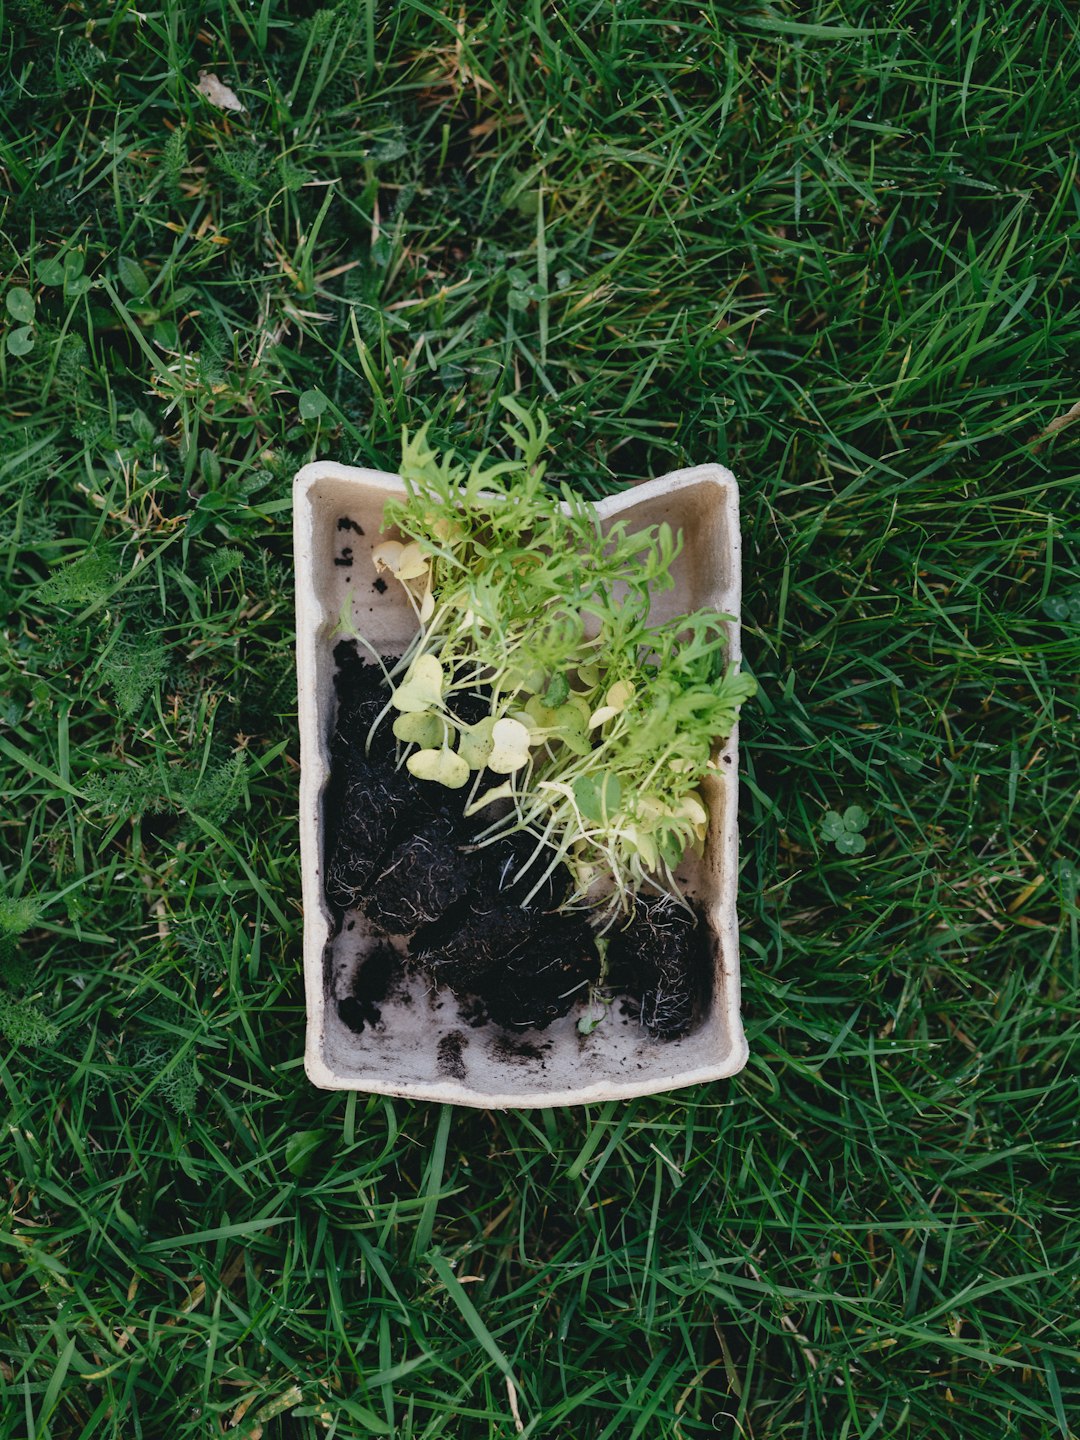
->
[363,402,757,913]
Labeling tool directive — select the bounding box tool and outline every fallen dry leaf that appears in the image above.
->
[196,71,245,113]
[1029,396,1080,451]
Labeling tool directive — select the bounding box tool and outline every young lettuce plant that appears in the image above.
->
[511,614,756,908]
[371,404,676,783]
[368,400,756,913]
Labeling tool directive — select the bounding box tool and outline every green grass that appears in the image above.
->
[2,0,1079,1435]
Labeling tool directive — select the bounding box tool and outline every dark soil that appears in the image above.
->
[325,653,707,1038]
[364,812,482,933]
[436,1031,468,1079]
[493,1034,547,1064]
[606,895,709,1039]
[324,755,430,915]
[475,829,572,911]
[412,901,540,988]
[413,907,599,1033]
[483,915,600,1031]
[337,942,400,1034]
[330,641,397,766]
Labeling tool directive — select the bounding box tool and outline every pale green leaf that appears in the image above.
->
[392,710,447,749]
[457,717,496,770]
[391,654,444,712]
[407,746,470,789]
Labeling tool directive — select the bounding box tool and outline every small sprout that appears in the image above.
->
[821,805,869,855]
[657,830,686,868]
[556,728,592,758]
[577,996,609,1035]
[391,653,444,712]
[676,793,708,829]
[505,659,546,694]
[623,824,659,871]
[428,512,464,543]
[587,678,635,730]
[464,780,516,815]
[562,696,592,728]
[523,695,591,756]
[395,543,430,580]
[372,540,404,572]
[407,746,470,789]
[523,695,559,733]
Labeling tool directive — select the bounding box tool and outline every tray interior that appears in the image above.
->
[294,464,747,1105]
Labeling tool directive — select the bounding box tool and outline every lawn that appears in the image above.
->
[2,1,1079,1435]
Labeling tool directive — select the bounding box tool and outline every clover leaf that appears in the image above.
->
[6,288,35,323]
[298,388,328,420]
[821,805,869,855]
[1043,590,1080,625]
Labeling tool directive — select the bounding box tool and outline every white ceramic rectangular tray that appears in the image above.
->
[293,461,748,1107]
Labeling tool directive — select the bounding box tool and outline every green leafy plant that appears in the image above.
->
[101,633,169,717]
[357,403,756,912]
[820,805,870,855]
[0,892,57,1049]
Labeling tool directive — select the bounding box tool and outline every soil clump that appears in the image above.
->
[337,942,400,1034]
[606,895,708,1038]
